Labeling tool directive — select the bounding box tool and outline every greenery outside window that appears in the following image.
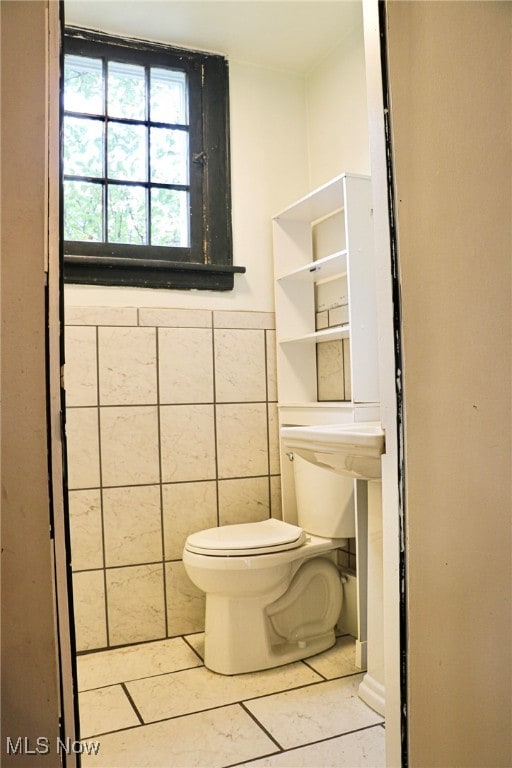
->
[63,28,244,290]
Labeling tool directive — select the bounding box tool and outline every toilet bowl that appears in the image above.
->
[183,456,356,675]
[183,519,345,674]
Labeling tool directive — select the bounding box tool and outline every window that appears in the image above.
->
[63,28,244,290]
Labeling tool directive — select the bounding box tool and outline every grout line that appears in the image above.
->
[302,658,329,681]
[155,327,170,640]
[76,634,191,657]
[77,398,274,408]
[182,635,204,664]
[121,682,145,725]
[95,324,110,649]
[223,723,386,768]
[80,666,340,699]
[64,321,274,333]
[73,561,172,574]
[68,473,279,494]
[239,701,283,750]
[211,323,220,527]
[78,659,204,693]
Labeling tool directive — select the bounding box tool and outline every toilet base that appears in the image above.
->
[202,564,341,675]
[204,611,337,676]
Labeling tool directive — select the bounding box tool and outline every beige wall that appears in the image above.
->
[306,20,371,187]
[64,59,310,312]
[0,1,62,763]
[63,12,372,313]
[386,2,512,766]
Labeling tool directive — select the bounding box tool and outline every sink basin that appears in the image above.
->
[281,422,385,480]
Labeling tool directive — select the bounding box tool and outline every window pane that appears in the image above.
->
[108,184,147,244]
[150,68,188,124]
[150,128,188,185]
[151,188,189,247]
[64,55,104,115]
[64,180,103,242]
[108,61,146,120]
[108,123,147,181]
[64,116,104,177]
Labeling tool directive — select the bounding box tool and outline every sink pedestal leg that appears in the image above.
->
[354,479,368,670]
[358,480,386,716]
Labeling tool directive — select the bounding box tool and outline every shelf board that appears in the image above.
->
[278,401,380,409]
[276,250,347,284]
[273,173,369,224]
[279,401,355,408]
[277,401,382,426]
[274,176,344,223]
[279,324,350,345]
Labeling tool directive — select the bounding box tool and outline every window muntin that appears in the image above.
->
[62,29,243,291]
[63,52,191,249]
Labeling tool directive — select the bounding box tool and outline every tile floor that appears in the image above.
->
[77,634,385,767]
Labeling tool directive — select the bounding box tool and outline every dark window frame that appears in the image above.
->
[62,27,245,291]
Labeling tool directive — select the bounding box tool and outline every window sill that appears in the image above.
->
[63,254,246,291]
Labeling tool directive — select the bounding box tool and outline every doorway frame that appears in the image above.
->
[362,1,405,765]
[49,2,406,765]
[47,0,81,763]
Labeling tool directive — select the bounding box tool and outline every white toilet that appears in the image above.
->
[183,455,355,675]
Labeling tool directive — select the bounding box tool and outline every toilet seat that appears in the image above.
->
[185,518,307,557]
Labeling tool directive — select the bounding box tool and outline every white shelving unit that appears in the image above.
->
[273,174,381,670]
[273,173,380,423]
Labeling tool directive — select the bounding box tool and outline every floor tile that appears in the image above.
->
[244,675,383,749]
[77,638,202,691]
[126,662,323,723]
[80,704,277,768]
[79,685,140,738]
[304,635,359,680]
[235,725,386,767]
[184,632,205,659]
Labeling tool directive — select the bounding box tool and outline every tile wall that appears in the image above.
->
[316,307,351,402]
[65,307,281,652]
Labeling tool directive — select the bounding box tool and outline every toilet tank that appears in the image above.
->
[293,454,356,538]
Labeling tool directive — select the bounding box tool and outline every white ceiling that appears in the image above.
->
[64,1,362,75]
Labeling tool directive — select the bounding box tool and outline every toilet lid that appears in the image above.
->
[185,519,306,556]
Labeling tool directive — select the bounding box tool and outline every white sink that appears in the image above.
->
[281,422,385,480]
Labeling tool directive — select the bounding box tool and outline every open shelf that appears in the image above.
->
[276,250,347,284]
[274,172,368,223]
[280,325,350,345]
[273,173,379,409]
